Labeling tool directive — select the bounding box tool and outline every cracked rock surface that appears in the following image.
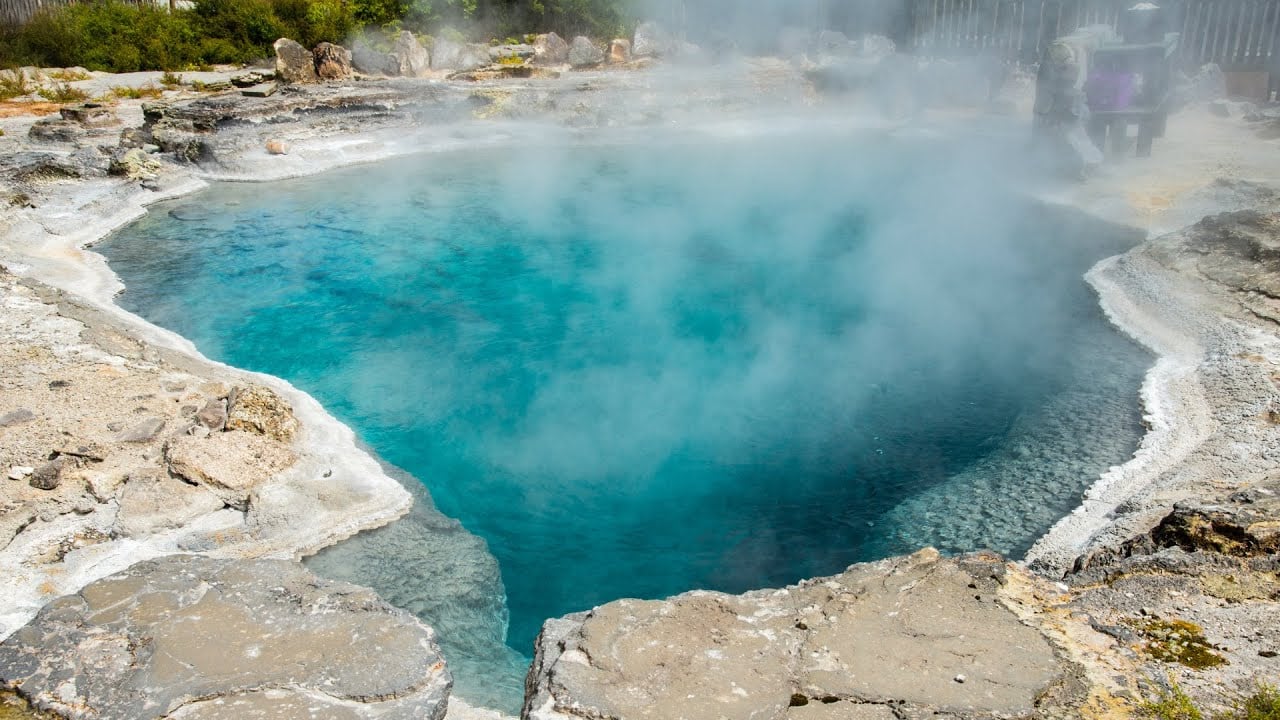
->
[524,550,1085,720]
[0,554,451,720]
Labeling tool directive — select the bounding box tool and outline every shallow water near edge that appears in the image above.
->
[100,124,1150,711]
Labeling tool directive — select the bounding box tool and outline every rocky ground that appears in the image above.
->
[0,37,1277,720]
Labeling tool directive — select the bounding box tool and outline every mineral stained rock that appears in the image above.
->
[226,384,299,441]
[532,33,570,65]
[274,38,318,84]
[525,550,1082,720]
[0,555,451,720]
[314,41,354,80]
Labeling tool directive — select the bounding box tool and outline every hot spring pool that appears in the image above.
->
[100,124,1150,710]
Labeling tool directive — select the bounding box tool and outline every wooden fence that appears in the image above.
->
[665,0,1280,72]
[902,0,1280,70]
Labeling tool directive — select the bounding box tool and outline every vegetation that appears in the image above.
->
[0,67,31,99]
[1143,681,1280,720]
[36,82,87,103]
[1144,682,1206,720]
[106,83,164,99]
[1128,618,1228,669]
[0,0,632,72]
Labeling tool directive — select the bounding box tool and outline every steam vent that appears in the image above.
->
[1,1,1279,719]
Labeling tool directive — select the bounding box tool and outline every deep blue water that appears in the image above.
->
[101,126,1149,709]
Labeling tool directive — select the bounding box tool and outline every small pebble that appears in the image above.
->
[954,674,966,684]
[8,466,34,481]
[266,140,288,155]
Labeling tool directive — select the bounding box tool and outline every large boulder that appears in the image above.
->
[431,39,489,71]
[0,555,452,720]
[313,41,353,80]
[274,37,317,84]
[351,36,399,76]
[525,550,1078,720]
[459,43,491,71]
[607,38,632,64]
[568,36,604,68]
[532,32,570,65]
[632,20,676,58]
[391,30,431,77]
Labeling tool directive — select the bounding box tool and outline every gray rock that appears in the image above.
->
[274,38,318,84]
[532,32,570,65]
[489,44,536,62]
[115,468,225,537]
[314,41,353,80]
[633,20,676,58]
[230,71,272,87]
[568,36,604,68]
[0,555,452,720]
[108,148,161,181]
[59,103,119,128]
[351,37,399,76]
[431,38,463,70]
[431,39,489,71]
[459,43,491,71]
[239,82,278,98]
[113,417,166,443]
[27,119,83,143]
[0,408,35,427]
[195,397,227,431]
[391,31,431,78]
[27,458,64,491]
[525,550,1072,720]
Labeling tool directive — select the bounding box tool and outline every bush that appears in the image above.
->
[8,3,201,71]
[1,0,357,73]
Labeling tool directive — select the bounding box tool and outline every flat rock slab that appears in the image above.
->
[0,555,451,720]
[525,550,1075,720]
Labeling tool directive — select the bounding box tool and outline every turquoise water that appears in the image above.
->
[101,126,1149,710]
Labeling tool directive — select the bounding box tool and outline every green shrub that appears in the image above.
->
[1218,683,1280,720]
[10,3,201,71]
[1143,681,1205,720]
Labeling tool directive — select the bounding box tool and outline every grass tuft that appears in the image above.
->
[37,83,89,104]
[0,70,33,100]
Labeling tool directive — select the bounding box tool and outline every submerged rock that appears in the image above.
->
[525,550,1080,719]
[0,555,451,719]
